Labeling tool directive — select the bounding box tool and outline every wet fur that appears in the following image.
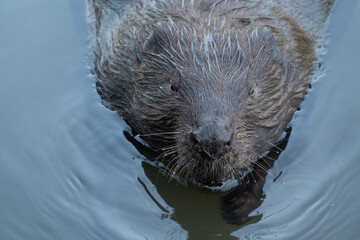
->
[87,0,335,185]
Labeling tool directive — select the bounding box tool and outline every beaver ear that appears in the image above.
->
[143,22,169,52]
[249,27,278,60]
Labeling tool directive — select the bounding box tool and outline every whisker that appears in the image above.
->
[247,163,267,184]
[244,156,295,197]
[166,153,192,182]
[184,165,194,185]
[239,131,299,163]
[139,131,180,137]
[246,149,274,169]
[147,150,171,162]
[160,145,179,151]
[165,154,183,175]
[243,156,274,180]
[157,153,182,181]
[249,169,264,195]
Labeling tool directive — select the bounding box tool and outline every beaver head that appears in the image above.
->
[94,8,312,186]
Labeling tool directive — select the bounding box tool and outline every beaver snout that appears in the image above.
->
[192,120,232,160]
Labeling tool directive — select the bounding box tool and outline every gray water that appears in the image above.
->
[1,1,359,239]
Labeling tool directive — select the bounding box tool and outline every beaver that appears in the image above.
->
[87,0,335,186]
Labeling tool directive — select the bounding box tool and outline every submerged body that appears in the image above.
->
[87,0,335,186]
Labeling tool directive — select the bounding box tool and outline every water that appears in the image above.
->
[0,1,359,239]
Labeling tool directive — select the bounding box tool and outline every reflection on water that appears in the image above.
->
[220,128,292,226]
[126,125,293,228]
[0,1,360,240]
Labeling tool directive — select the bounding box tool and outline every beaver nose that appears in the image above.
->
[192,121,232,160]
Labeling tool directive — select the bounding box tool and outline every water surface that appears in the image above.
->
[0,1,359,239]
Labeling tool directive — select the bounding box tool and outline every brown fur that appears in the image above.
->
[87,0,335,186]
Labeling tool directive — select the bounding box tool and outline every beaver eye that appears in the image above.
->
[170,84,177,92]
[249,87,256,97]
[170,81,179,92]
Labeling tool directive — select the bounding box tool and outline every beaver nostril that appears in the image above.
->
[194,139,231,160]
[192,120,232,160]
[224,141,232,153]
[191,133,202,152]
